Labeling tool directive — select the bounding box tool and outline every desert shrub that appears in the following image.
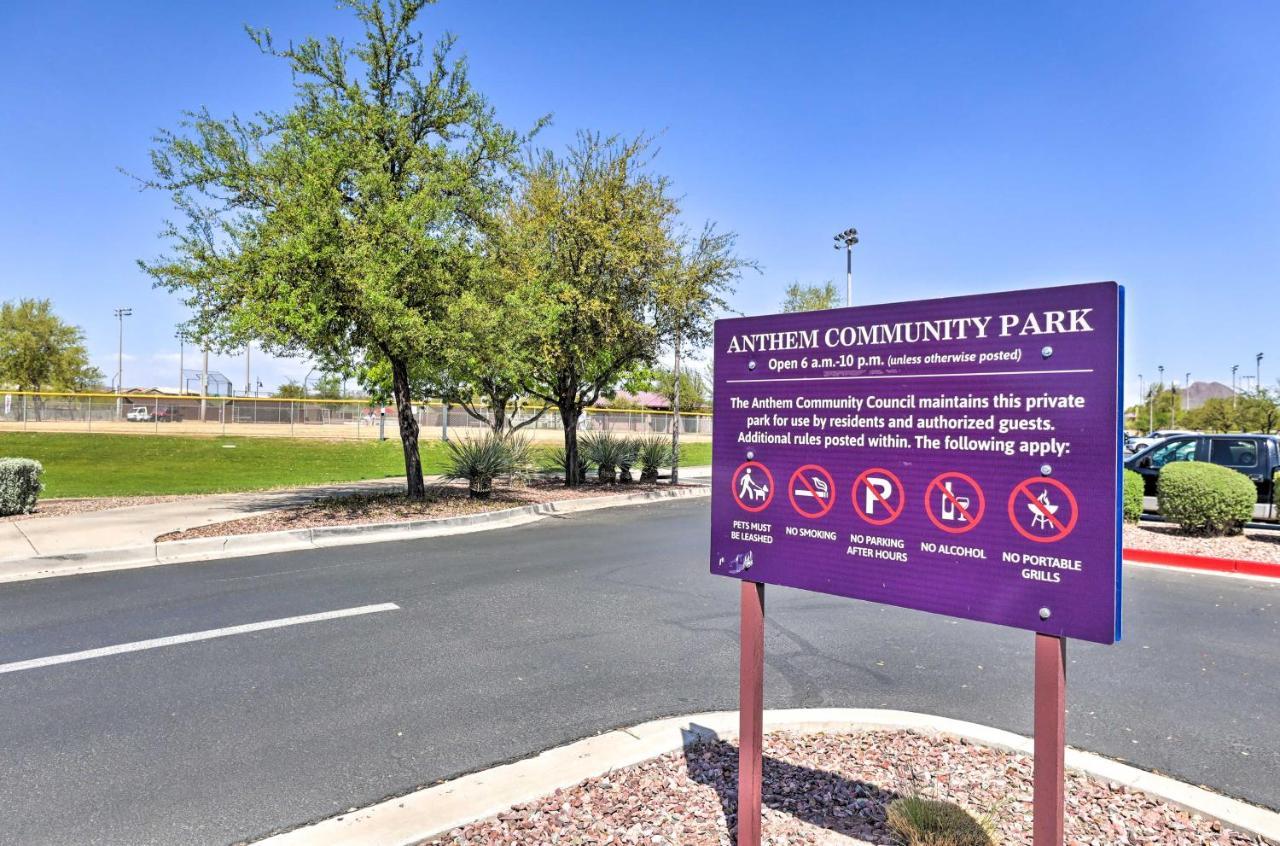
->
[885,796,996,846]
[0,458,43,516]
[1122,469,1144,523]
[635,436,672,483]
[503,434,536,484]
[1157,461,1255,536]
[616,438,640,483]
[444,434,518,499]
[541,443,592,481]
[581,433,631,484]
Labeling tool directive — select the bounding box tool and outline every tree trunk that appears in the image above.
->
[560,401,581,487]
[391,356,426,499]
[670,331,681,485]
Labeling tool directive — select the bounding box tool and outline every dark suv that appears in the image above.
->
[1124,433,1279,521]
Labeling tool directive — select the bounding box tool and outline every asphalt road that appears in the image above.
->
[0,499,1276,845]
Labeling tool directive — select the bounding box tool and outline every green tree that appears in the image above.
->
[138,0,531,498]
[505,133,676,485]
[655,225,751,483]
[781,281,839,312]
[653,367,708,410]
[0,299,103,393]
[275,380,306,399]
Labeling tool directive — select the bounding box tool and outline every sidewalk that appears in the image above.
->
[0,467,713,563]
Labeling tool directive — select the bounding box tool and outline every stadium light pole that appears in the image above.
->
[1157,365,1164,427]
[176,330,185,395]
[113,307,132,420]
[1184,371,1190,413]
[832,227,859,307]
[1257,352,1264,395]
[1231,364,1239,410]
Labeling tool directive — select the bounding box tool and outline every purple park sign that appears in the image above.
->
[711,281,1124,644]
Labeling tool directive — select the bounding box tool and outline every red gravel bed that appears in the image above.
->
[421,730,1271,846]
[157,480,695,542]
[1125,523,1280,566]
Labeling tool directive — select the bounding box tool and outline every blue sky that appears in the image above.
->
[1,1,1277,403]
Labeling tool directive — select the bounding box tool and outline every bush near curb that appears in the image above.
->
[1157,461,1255,536]
[0,458,44,516]
[1123,469,1144,523]
[885,795,997,846]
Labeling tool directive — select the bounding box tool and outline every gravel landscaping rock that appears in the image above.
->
[157,479,696,542]
[1125,523,1280,566]
[421,730,1273,846]
[0,494,193,522]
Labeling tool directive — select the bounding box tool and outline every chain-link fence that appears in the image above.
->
[0,392,712,442]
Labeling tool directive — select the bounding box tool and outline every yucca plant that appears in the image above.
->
[635,436,673,483]
[581,433,632,484]
[503,433,536,485]
[541,442,591,482]
[616,438,641,483]
[444,433,517,499]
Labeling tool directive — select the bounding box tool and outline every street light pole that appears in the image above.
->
[1137,373,1144,431]
[1157,365,1164,428]
[1232,365,1239,411]
[832,228,859,307]
[1184,371,1190,413]
[1257,353,1264,396]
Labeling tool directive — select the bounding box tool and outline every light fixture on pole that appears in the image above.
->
[1184,371,1190,412]
[1157,365,1164,427]
[176,330,185,396]
[832,227,859,307]
[1257,352,1264,395]
[1231,364,1239,409]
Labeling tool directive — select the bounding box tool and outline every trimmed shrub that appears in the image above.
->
[0,458,44,516]
[636,436,673,483]
[444,434,518,499]
[885,796,996,846]
[1122,469,1144,523]
[1157,461,1255,536]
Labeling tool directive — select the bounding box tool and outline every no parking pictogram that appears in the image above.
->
[732,461,775,513]
[788,464,836,519]
[925,471,985,534]
[851,467,904,526]
[1008,477,1079,543]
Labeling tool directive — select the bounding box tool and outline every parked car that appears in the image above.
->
[125,406,152,422]
[1124,433,1279,521]
[1126,429,1197,453]
[155,406,183,423]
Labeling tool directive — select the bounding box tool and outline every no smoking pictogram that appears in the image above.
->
[788,464,836,519]
[851,467,904,526]
[925,471,985,534]
[732,461,775,513]
[1008,477,1079,543]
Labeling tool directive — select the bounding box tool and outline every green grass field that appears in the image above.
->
[0,432,712,499]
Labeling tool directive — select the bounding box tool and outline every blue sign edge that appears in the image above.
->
[1113,283,1126,643]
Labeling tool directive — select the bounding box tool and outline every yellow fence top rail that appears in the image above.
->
[1,390,713,416]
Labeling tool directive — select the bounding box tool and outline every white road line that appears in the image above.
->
[0,602,400,675]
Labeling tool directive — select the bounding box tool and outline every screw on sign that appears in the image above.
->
[925,471,986,534]
[732,461,775,513]
[851,467,904,526]
[787,464,836,519]
[1008,477,1079,543]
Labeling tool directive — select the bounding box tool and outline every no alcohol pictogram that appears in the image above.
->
[1008,477,1079,543]
[732,461,775,513]
[926,471,985,534]
[852,468,905,526]
[788,464,836,519]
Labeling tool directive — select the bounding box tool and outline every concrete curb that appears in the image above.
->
[1124,546,1280,580]
[0,486,709,584]
[253,708,1280,846]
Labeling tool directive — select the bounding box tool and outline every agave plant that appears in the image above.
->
[581,433,633,484]
[444,433,517,499]
[636,436,673,483]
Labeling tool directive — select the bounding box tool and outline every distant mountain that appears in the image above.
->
[1182,380,1235,410]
